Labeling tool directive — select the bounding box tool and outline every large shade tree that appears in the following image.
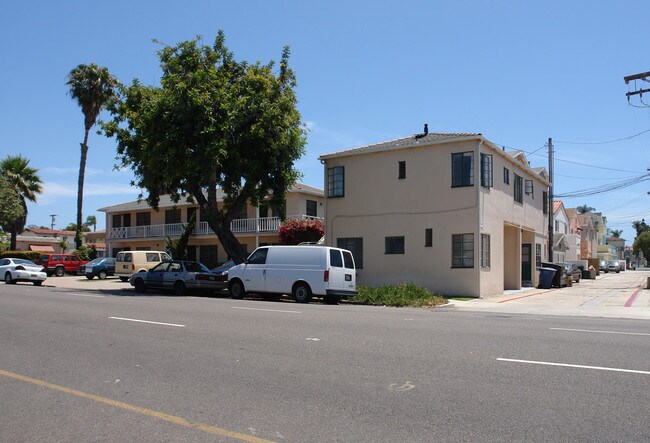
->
[67,63,118,249]
[0,155,42,250]
[102,31,306,263]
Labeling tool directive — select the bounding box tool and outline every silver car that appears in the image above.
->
[0,258,47,286]
[129,260,227,295]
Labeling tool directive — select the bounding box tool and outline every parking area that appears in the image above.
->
[33,271,650,319]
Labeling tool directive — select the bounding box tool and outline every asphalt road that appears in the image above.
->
[1,284,648,442]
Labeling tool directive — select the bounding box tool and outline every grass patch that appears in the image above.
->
[445,296,475,301]
[351,283,447,307]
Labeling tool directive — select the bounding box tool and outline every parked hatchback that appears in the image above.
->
[78,257,116,280]
[130,260,226,295]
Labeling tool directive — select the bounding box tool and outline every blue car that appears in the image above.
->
[78,257,116,280]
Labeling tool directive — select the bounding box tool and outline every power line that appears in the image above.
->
[554,173,650,198]
[555,129,650,145]
[530,153,642,173]
[601,193,649,213]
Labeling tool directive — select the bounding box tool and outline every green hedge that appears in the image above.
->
[351,283,447,307]
[0,251,43,262]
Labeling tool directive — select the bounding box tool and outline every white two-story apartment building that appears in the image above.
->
[99,184,324,268]
[319,131,550,297]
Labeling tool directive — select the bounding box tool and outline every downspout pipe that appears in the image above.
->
[477,139,483,298]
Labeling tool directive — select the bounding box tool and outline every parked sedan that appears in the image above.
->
[558,262,581,283]
[130,260,227,295]
[210,260,235,283]
[78,257,116,280]
[607,260,621,273]
[0,258,47,286]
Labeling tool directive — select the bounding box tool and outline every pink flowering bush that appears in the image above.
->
[278,218,324,245]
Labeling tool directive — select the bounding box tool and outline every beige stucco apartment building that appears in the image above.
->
[99,184,324,268]
[320,132,550,297]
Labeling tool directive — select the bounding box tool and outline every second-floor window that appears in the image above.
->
[136,212,151,226]
[452,152,474,187]
[306,200,318,217]
[328,166,345,197]
[165,209,181,224]
[514,174,523,203]
[480,154,493,188]
[398,161,406,179]
[543,191,549,214]
[525,179,534,197]
[504,167,510,184]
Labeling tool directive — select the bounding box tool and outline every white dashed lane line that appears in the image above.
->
[109,317,186,327]
[550,327,650,336]
[497,358,650,375]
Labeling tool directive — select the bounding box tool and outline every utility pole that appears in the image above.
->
[624,71,650,106]
[548,138,554,263]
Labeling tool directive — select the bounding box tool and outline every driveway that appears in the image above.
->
[447,270,650,319]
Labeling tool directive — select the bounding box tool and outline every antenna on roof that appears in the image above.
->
[414,123,428,139]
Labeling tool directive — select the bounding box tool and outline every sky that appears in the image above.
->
[1,1,649,244]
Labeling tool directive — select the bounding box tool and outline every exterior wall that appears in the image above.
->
[324,138,548,297]
[324,139,479,296]
[100,189,323,267]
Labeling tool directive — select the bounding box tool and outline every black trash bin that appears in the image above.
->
[541,262,567,287]
[538,267,556,289]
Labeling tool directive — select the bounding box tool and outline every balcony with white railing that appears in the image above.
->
[108,215,323,240]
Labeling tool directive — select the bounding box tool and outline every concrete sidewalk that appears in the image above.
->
[445,270,650,319]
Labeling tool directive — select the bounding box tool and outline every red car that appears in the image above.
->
[40,254,88,277]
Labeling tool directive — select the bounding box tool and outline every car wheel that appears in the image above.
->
[54,267,65,277]
[134,278,147,294]
[98,271,107,280]
[4,272,15,284]
[86,275,94,280]
[229,280,245,299]
[33,281,42,286]
[293,282,312,303]
[174,281,186,296]
[119,277,129,282]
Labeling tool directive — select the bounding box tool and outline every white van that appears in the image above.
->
[115,250,172,281]
[227,245,357,304]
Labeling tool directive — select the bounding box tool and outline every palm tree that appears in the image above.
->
[632,219,649,237]
[576,204,595,214]
[85,215,97,232]
[611,229,623,238]
[66,63,118,249]
[0,155,43,250]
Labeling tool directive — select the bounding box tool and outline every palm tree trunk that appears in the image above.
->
[76,129,90,249]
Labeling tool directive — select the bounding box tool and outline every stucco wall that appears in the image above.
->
[324,137,548,297]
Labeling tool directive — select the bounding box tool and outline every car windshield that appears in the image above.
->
[88,258,103,265]
[184,262,210,273]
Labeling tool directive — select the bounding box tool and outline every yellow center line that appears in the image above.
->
[0,369,275,443]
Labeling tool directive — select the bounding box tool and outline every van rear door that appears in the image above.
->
[327,249,356,292]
